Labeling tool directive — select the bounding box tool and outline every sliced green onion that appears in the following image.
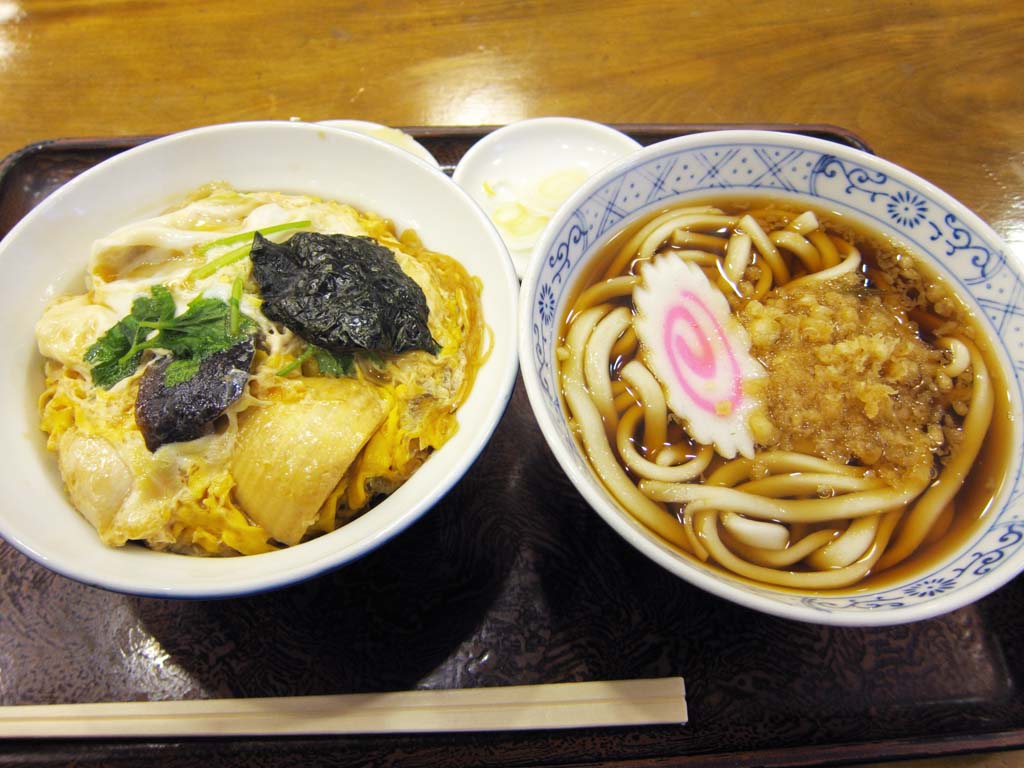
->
[195,220,312,257]
[275,346,314,377]
[229,276,244,336]
[188,243,250,282]
[188,220,311,282]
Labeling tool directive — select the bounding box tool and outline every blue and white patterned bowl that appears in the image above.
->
[518,129,1023,626]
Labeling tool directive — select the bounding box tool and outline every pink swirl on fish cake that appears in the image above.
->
[662,291,743,415]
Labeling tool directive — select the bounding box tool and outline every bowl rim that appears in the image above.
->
[315,119,441,167]
[518,127,1023,626]
[452,115,643,170]
[0,120,520,598]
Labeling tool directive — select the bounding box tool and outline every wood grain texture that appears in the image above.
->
[0,0,1020,257]
[1,1,1023,766]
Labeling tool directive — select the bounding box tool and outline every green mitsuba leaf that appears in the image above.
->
[141,295,256,360]
[85,285,256,390]
[312,347,354,377]
[85,285,176,389]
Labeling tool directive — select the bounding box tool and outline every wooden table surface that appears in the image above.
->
[1,1,1023,766]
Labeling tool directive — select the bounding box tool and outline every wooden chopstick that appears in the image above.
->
[1,678,686,739]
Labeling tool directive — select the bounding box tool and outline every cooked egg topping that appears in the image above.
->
[36,183,487,555]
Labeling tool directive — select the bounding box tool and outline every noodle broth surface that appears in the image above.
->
[557,195,1011,594]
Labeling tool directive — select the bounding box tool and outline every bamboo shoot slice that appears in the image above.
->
[231,379,389,545]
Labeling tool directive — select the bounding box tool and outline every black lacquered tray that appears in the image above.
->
[1,124,1021,768]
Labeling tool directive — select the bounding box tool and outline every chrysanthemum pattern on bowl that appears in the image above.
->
[526,133,1024,621]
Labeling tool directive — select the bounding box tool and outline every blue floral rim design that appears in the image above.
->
[523,132,1024,621]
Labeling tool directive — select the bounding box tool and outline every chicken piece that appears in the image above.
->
[57,432,133,534]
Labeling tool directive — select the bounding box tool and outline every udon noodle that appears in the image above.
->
[558,200,998,590]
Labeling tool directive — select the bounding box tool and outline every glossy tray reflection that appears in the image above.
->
[1,124,1022,768]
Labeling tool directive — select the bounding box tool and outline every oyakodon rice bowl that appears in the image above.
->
[519,129,1023,626]
[0,121,519,598]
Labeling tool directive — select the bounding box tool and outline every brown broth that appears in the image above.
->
[558,195,1014,593]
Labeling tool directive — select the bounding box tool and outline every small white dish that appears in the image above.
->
[453,117,641,278]
[317,119,440,168]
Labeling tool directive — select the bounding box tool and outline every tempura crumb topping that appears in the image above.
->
[739,271,967,485]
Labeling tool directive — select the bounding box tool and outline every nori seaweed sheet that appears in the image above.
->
[134,337,255,452]
[250,232,440,356]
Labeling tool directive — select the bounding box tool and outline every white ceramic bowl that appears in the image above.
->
[316,119,440,167]
[453,117,641,278]
[519,129,1023,626]
[0,120,519,598]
